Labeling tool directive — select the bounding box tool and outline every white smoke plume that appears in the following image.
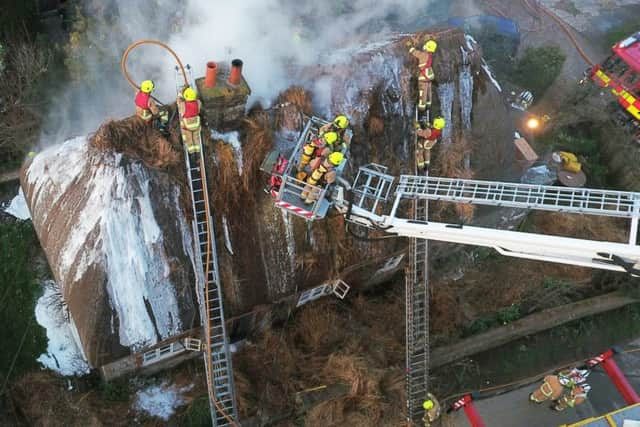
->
[40,0,444,143]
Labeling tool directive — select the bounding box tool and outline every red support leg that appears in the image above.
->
[451,394,487,427]
[601,357,640,405]
[587,349,640,405]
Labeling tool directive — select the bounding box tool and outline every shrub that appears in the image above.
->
[512,46,566,98]
[100,378,130,402]
[0,222,46,385]
[180,396,212,427]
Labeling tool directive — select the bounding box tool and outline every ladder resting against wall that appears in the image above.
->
[184,144,239,427]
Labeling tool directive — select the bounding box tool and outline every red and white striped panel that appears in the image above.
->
[452,395,471,410]
[273,199,315,218]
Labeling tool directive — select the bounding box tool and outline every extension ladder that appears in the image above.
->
[185,149,238,427]
[405,107,431,424]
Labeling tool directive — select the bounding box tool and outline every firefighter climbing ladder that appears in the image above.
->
[184,149,239,426]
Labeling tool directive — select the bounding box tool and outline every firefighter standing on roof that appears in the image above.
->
[177,87,202,154]
[415,117,445,172]
[300,152,345,204]
[134,80,159,123]
[408,39,437,111]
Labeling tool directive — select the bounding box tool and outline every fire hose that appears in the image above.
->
[121,39,190,104]
[521,0,595,67]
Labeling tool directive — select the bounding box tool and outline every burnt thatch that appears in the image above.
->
[89,116,181,169]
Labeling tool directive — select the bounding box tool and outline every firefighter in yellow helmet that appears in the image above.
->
[134,80,160,123]
[296,131,338,180]
[415,116,444,172]
[319,115,352,150]
[177,87,203,154]
[421,393,441,426]
[407,39,437,111]
[300,151,345,204]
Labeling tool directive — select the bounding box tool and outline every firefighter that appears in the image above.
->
[408,39,437,111]
[134,80,160,123]
[177,87,202,154]
[553,383,590,411]
[422,394,441,426]
[296,131,338,180]
[300,151,345,204]
[415,117,445,171]
[529,375,564,403]
[319,115,352,150]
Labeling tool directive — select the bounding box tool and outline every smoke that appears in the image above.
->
[40,0,436,144]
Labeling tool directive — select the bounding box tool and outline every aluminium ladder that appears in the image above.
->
[406,182,430,424]
[184,149,239,427]
[406,107,431,424]
[395,176,640,219]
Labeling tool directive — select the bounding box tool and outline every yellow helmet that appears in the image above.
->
[333,115,349,129]
[328,151,344,166]
[323,131,338,145]
[423,400,434,410]
[424,40,437,53]
[433,117,445,130]
[140,80,155,93]
[183,87,197,101]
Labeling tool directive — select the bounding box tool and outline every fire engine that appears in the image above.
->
[588,31,640,138]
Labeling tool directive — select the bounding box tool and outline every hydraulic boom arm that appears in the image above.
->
[335,165,640,275]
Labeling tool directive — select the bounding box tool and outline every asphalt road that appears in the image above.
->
[451,342,640,426]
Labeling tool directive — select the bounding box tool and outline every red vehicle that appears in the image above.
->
[589,32,640,132]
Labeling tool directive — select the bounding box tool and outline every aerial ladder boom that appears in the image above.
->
[336,165,640,275]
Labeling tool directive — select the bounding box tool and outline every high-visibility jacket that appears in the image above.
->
[306,160,336,186]
[183,100,199,118]
[135,91,152,120]
[409,48,435,81]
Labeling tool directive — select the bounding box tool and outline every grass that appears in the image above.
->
[180,396,212,426]
[463,304,523,336]
[0,222,46,387]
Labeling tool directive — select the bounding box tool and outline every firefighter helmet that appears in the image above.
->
[328,151,344,166]
[433,117,445,130]
[183,87,197,101]
[140,80,155,93]
[424,40,438,53]
[323,131,339,145]
[333,115,349,129]
[423,400,434,410]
